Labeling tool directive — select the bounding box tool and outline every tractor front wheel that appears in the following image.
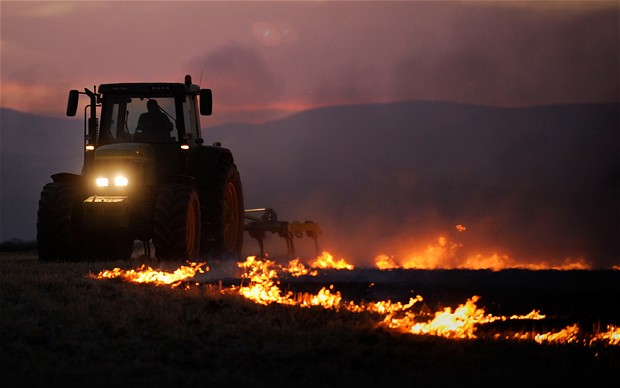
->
[153,183,201,261]
[37,182,83,262]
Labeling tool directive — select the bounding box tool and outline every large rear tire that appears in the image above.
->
[201,161,244,260]
[37,183,83,262]
[153,183,201,261]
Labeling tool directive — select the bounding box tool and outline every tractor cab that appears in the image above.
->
[97,84,204,147]
[66,78,213,179]
[67,77,212,152]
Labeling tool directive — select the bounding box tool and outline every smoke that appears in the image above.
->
[183,2,618,126]
[209,101,619,269]
[389,5,619,106]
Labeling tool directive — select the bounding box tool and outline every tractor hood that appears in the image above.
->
[95,143,155,162]
[89,143,158,195]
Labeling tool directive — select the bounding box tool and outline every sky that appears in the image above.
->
[0,1,618,267]
[1,0,618,126]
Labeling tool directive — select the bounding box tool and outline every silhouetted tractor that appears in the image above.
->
[37,76,322,262]
[37,76,245,261]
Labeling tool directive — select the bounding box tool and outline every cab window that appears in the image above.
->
[99,96,179,144]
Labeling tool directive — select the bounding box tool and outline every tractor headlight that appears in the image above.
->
[114,175,129,187]
[96,175,128,187]
[96,177,109,187]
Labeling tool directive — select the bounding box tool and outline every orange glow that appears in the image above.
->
[215,100,317,114]
[374,254,399,270]
[462,253,512,271]
[373,226,594,270]
[400,236,462,269]
[1,83,67,117]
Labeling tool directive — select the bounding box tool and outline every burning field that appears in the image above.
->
[1,250,618,386]
[93,253,620,345]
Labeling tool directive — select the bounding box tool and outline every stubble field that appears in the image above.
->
[1,252,618,387]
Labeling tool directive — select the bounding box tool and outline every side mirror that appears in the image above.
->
[66,90,80,116]
[199,89,212,116]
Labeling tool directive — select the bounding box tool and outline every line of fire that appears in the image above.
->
[92,252,620,348]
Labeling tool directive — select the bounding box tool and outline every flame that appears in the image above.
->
[348,295,424,315]
[297,285,343,309]
[234,257,605,343]
[591,325,620,346]
[284,258,318,277]
[308,251,355,270]
[236,256,344,308]
[509,310,546,320]
[237,256,296,306]
[91,254,618,347]
[535,324,581,344]
[381,295,502,339]
[93,262,206,288]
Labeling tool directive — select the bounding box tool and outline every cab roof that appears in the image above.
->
[98,83,194,95]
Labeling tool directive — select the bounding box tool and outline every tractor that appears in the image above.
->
[37,76,245,261]
[37,76,321,262]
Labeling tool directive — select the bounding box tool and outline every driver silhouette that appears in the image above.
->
[136,99,173,140]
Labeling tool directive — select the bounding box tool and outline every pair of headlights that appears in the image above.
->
[96,176,129,187]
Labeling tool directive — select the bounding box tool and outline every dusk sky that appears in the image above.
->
[2,1,618,126]
[1,1,618,267]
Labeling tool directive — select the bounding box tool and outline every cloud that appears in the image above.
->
[10,2,80,18]
[389,5,619,106]
[187,43,284,106]
[1,0,617,124]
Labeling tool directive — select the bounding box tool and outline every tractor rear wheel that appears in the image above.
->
[153,183,201,261]
[201,161,244,260]
[37,182,83,261]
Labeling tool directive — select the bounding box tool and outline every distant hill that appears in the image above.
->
[0,108,83,243]
[1,102,618,266]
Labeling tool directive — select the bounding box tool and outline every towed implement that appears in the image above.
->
[37,76,319,262]
[244,208,321,258]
